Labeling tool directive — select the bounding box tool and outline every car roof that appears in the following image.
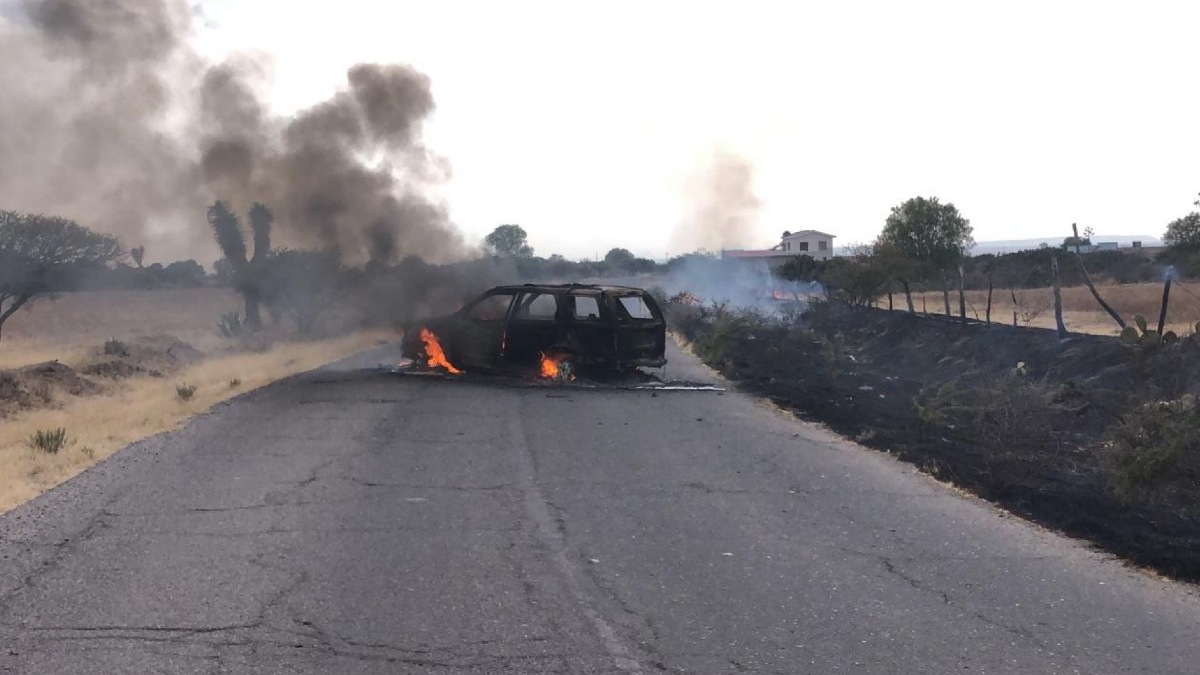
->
[488,283,650,295]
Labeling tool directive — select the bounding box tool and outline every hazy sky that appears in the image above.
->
[195,0,1199,259]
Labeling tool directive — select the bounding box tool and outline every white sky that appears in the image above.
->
[195,0,1200,259]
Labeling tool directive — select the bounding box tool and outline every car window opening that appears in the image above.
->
[615,295,654,321]
[514,293,557,320]
[573,295,601,321]
[468,293,515,321]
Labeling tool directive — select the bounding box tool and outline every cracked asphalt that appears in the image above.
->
[2,340,1200,674]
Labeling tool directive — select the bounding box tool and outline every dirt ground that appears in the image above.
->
[673,303,1200,582]
[0,287,240,369]
[0,287,389,514]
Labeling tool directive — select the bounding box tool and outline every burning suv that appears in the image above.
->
[402,284,667,377]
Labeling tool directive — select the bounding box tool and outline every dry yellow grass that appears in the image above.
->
[0,331,388,514]
[911,281,1200,336]
[0,288,240,368]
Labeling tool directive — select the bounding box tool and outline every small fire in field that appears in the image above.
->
[420,328,462,374]
[538,352,575,381]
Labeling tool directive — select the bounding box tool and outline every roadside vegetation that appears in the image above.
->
[666,191,1200,582]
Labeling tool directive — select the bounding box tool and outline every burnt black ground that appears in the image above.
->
[2,340,1200,673]
[672,306,1200,581]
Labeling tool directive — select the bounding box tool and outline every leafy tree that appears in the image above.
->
[0,211,122,342]
[1164,212,1200,248]
[546,253,573,277]
[775,255,823,283]
[207,200,273,331]
[604,247,636,266]
[777,247,888,307]
[625,257,658,275]
[878,196,973,266]
[213,258,234,285]
[162,260,207,287]
[877,196,973,316]
[484,224,534,258]
[873,241,921,313]
[821,245,891,308]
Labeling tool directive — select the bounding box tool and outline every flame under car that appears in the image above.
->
[401,284,668,376]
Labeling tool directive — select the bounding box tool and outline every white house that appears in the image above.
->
[722,230,837,264]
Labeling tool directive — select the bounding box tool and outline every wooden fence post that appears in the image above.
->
[1157,266,1174,335]
[1071,223,1126,329]
[1052,256,1067,338]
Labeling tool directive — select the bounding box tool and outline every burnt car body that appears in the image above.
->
[402,284,667,373]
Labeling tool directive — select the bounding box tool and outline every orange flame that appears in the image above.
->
[420,328,462,374]
[538,352,575,381]
[539,353,560,379]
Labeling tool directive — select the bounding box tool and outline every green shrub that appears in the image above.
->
[692,313,751,365]
[1106,395,1200,514]
[103,337,128,356]
[913,366,1056,451]
[30,428,68,454]
[175,382,197,401]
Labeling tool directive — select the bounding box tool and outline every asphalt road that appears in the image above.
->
[3,341,1200,674]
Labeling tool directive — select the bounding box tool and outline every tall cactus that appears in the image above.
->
[248,202,273,263]
[207,200,265,331]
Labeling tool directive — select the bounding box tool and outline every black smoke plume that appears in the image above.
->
[0,0,462,265]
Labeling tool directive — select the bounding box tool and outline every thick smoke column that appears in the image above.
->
[0,0,461,264]
[671,149,761,253]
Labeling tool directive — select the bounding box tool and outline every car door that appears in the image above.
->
[503,291,566,367]
[449,290,516,369]
[564,292,613,365]
[609,291,667,365]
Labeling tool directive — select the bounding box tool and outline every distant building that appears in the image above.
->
[722,230,837,264]
[1095,241,1119,251]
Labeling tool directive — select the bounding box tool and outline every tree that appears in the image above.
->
[162,260,207,287]
[625,257,658,275]
[604,247,636,267]
[1164,212,1200,248]
[207,200,273,331]
[484,224,533,258]
[775,254,823,283]
[877,196,973,316]
[873,241,920,313]
[821,245,891,308]
[482,224,535,258]
[0,211,122,342]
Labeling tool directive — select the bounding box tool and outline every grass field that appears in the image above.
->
[0,287,391,514]
[910,281,1200,336]
[0,288,241,369]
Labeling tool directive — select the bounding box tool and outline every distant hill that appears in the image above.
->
[970,235,1163,255]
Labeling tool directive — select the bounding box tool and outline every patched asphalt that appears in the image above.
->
[2,340,1199,673]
